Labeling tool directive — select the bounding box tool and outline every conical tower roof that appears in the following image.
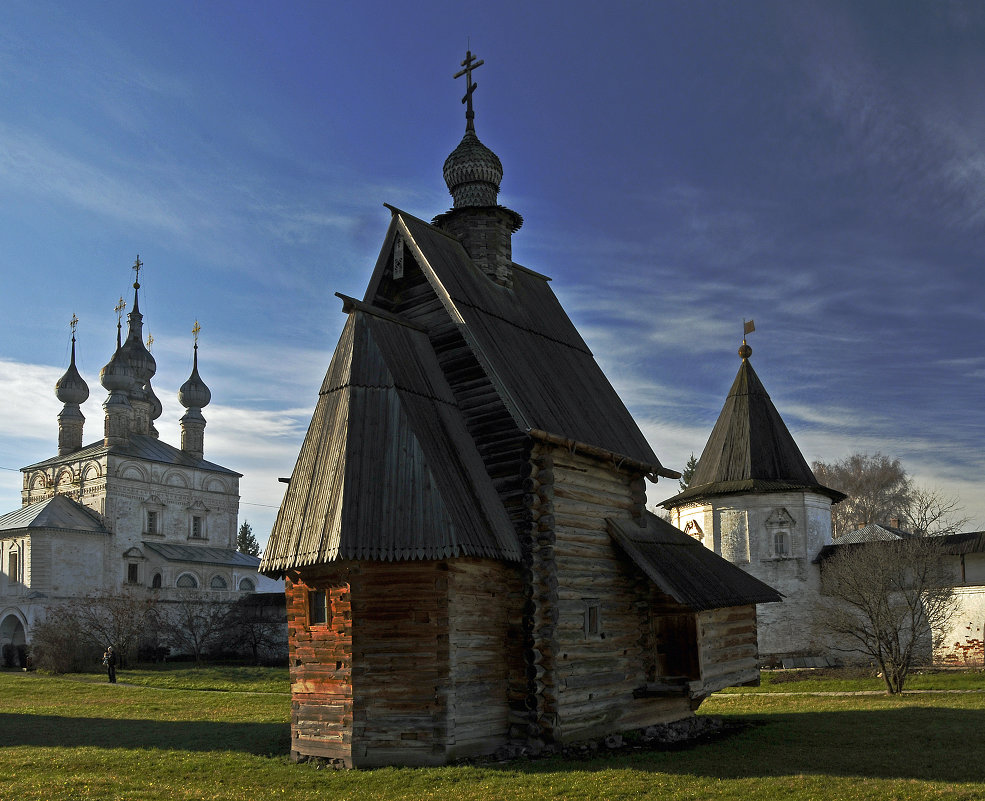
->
[663,344,844,507]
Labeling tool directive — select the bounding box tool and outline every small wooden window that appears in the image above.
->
[774,531,788,557]
[309,590,328,626]
[583,599,601,639]
[127,563,139,584]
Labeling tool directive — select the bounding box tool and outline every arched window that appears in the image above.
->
[176,573,198,589]
[210,575,228,590]
[238,578,256,592]
[151,573,162,589]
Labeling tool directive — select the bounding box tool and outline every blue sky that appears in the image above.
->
[1,0,982,544]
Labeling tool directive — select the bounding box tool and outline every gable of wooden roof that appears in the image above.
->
[260,302,520,575]
[365,207,675,481]
[662,358,844,507]
[607,512,783,610]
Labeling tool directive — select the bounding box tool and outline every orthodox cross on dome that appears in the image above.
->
[146,333,154,351]
[453,49,484,132]
[192,320,201,346]
[132,255,143,288]
[70,313,79,340]
[115,297,126,322]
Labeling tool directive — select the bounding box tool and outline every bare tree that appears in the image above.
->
[223,594,287,664]
[28,604,98,673]
[71,591,160,667]
[813,453,912,537]
[162,593,232,663]
[818,537,957,693]
[901,486,970,537]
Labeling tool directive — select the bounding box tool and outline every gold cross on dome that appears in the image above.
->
[132,255,143,288]
[453,49,484,130]
[115,296,126,323]
[146,333,154,350]
[70,314,79,337]
[192,320,201,346]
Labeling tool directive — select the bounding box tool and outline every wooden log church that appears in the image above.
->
[259,52,780,767]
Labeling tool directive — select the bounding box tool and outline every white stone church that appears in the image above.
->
[0,265,270,665]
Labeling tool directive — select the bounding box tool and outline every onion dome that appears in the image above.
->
[145,380,163,421]
[55,336,89,405]
[443,129,504,208]
[99,347,134,392]
[178,342,211,410]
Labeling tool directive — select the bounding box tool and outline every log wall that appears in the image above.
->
[285,570,353,765]
[540,446,693,741]
[349,561,448,767]
[287,558,522,767]
[446,559,525,759]
[694,604,759,697]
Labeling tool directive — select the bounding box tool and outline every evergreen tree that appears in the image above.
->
[679,453,699,491]
[236,521,261,557]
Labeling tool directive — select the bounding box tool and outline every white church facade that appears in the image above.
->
[0,263,268,666]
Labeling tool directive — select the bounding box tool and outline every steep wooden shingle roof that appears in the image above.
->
[260,300,520,574]
[373,209,677,480]
[608,513,782,610]
[662,356,843,507]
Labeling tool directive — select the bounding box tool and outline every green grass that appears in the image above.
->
[3,667,985,800]
[719,666,985,694]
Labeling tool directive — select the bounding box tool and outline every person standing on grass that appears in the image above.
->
[103,646,117,683]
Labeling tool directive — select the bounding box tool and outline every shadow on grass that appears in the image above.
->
[484,707,985,784]
[0,713,290,756]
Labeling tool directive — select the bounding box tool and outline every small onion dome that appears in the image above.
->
[145,381,163,421]
[178,348,211,410]
[120,335,156,385]
[443,129,503,208]
[100,347,134,392]
[55,349,89,406]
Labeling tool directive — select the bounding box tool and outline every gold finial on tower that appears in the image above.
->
[132,255,143,289]
[739,319,755,360]
[454,48,484,132]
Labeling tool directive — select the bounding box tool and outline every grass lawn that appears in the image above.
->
[2,665,985,800]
